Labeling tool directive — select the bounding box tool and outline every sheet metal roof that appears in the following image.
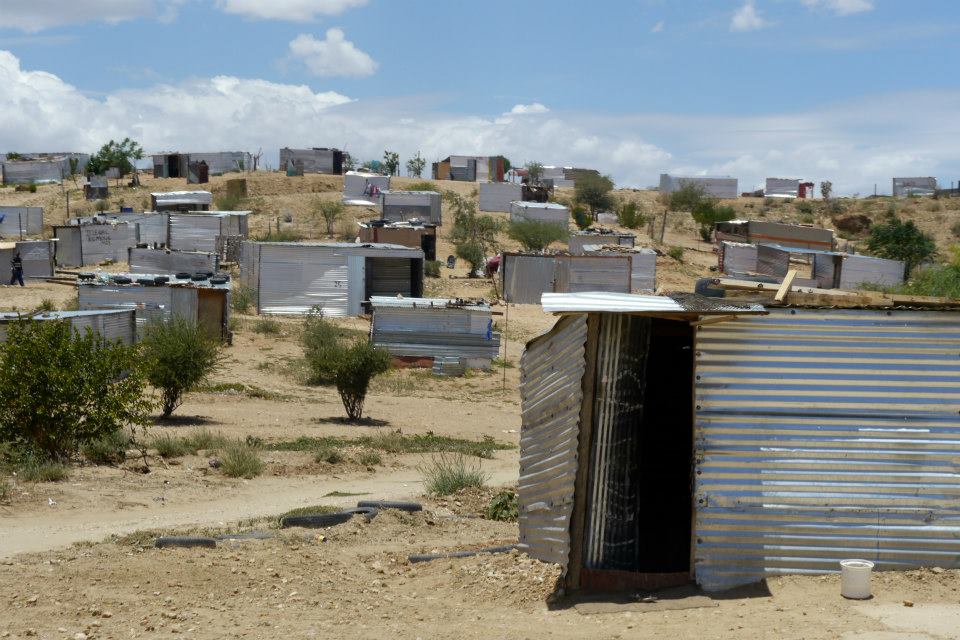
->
[541,292,766,315]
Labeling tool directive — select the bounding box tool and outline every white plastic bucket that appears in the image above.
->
[840,559,875,599]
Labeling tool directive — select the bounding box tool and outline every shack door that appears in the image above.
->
[197,289,224,340]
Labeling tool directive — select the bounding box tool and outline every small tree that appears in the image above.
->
[691,200,736,242]
[666,183,706,213]
[0,319,151,460]
[820,181,833,201]
[382,150,400,177]
[86,137,144,181]
[571,205,590,230]
[574,174,615,215]
[140,318,221,419]
[865,218,936,276]
[507,219,569,251]
[617,201,648,229]
[405,151,426,178]
[314,199,345,236]
[525,162,544,184]
[68,157,80,188]
[447,192,503,276]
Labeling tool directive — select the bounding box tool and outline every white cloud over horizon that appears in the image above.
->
[288,29,377,77]
[0,0,156,32]
[0,50,954,196]
[731,1,770,32]
[214,0,367,22]
[801,0,874,16]
[509,103,550,115]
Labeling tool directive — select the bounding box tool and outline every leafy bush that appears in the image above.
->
[252,318,281,335]
[898,262,960,299]
[796,200,815,215]
[357,450,382,466]
[405,181,436,192]
[420,453,488,496]
[666,184,706,213]
[150,428,228,458]
[691,201,736,242]
[574,174,615,214]
[424,260,442,278]
[254,229,304,242]
[0,319,151,461]
[215,192,243,211]
[667,246,685,262]
[314,446,344,464]
[301,315,392,420]
[571,205,590,230]
[448,193,502,277]
[219,440,264,478]
[455,242,487,277]
[151,433,192,458]
[865,218,936,275]
[231,285,255,313]
[618,201,648,229]
[314,199,345,236]
[507,219,568,251]
[80,429,130,465]
[36,299,56,312]
[484,490,519,521]
[140,318,221,419]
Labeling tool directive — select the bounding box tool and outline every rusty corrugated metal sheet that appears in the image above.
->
[694,308,960,591]
[518,314,588,570]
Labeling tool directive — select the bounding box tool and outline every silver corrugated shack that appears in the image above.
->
[150,191,213,212]
[715,219,834,251]
[370,297,500,375]
[0,206,44,239]
[726,243,906,290]
[240,241,425,316]
[479,182,522,213]
[167,211,250,253]
[77,273,231,341]
[128,247,219,275]
[568,230,636,255]
[519,291,960,593]
[0,309,136,344]
[501,252,645,304]
[380,191,442,225]
[53,223,139,267]
[0,240,55,277]
[581,245,656,292]
[343,171,390,205]
[510,201,569,225]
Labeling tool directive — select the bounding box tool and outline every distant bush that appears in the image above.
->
[420,452,488,496]
[215,192,243,211]
[36,299,56,312]
[617,201,649,229]
[795,200,814,215]
[484,489,519,521]
[865,218,936,276]
[220,440,264,478]
[448,193,502,277]
[314,446,344,464]
[405,181,436,192]
[571,205,590,230]
[691,201,736,242]
[0,319,151,461]
[507,219,569,251]
[424,260,442,278]
[574,174,615,214]
[357,450,382,466]
[667,246,685,262]
[140,318,221,419]
[952,221,960,238]
[255,228,304,242]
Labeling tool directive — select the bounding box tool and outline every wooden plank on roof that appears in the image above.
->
[775,270,798,303]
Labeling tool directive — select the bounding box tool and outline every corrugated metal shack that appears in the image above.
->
[893,177,937,197]
[357,221,437,261]
[150,191,212,212]
[54,223,140,267]
[715,219,834,251]
[0,206,43,239]
[153,152,252,178]
[380,190,442,225]
[370,297,500,375]
[0,309,136,344]
[128,247,219,275]
[343,171,390,205]
[0,153,88,185]
[78,272,230,341]
[501,252,637,304]
[0,240,55,277]
[718,241,759,278]
[432,156,505,182]
[240,241,424,316]
[581,245,656,292]
[279,148,345,175]
[69,213,169,246]
[479,182,522,212]
[518,290,960,593]
[659,174,739,199]
[167,211,250,253]
[510,201,570,225]
[764,178,800,198]
[568,230,636,255]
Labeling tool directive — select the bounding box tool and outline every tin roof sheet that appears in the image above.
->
[541,292,766,315]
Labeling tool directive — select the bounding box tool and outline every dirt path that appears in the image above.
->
[0,453,518,558]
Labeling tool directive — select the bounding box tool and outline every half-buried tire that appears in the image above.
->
[280,511,353,529]
[155,536,217,549]
[356,500,422,513]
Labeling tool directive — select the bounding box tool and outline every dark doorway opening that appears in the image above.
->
[578,315,694,590]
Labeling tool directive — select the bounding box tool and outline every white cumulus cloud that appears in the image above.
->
[288,29,378,77]
[731,1,769,32]
[0,0,157,32]
[801,0,874,16]
[509,103,550,115]
[651,20,665,33]
[214,0,368,21]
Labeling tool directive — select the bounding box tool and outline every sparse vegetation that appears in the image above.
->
[14,458,70,482]
[80,429,130,465]
[421,452,488,496]
[447,192,502,277]
[865,218,936,275]
[405,151,426,178]
[252,318,281,335]
[140,318,221,419]
[405,181,437,192]
[314,446,344,464]
[215,192,243,211]
[279,504,339,520]
[357,451,382,466]
[574,174,615,215]
[952,221,960,238]
[667,246,685,261]
[232,285,255,312]
[382,150,400,176]
[820,180,833,201]
[150,428,229,458]
[219,440,264,478]
[424,260,442,278]
[617,201,648,229]
[796,200,815,215]
[484,489,519,521]
[314,198,345,236]
[506,219,569,251]
[665,183,706,214]
[254,228,304,242]
[525,162,544,184]
[690,200,735,242]
[267,431,511,459]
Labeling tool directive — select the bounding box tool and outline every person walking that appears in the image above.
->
[9,251,24,286]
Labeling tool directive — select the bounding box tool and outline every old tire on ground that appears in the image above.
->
[155,536,217,549]
[341,507,379,521]
[280,511,353,529]
[357,500,422,513]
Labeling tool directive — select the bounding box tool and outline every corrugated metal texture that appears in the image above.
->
[53,227,82,267]
[280,148,338,174]
[747,221,834,250]
[55,225,138,266]
[1,159,63,184]
[839,255,905,290]
[541,292,766,315]
[659,174,739,199]
[186,152,251,175]
[240,241,260,290]
[558,256,632,294]
[510,202,570,225]
[479,182,522,213]
[629,249,657,292]
[78,284,175,338]
[813,253,839,289]
[343,172,390,199]
[366,257,414,298]
[169,214,221,252]
[756,244,790,279]
[151,191,213,209]
[380,191,442,225]
[15,240,55,277]
[502,254,556,304]
[128,248,218,275]
[371,302,499,367]
[694,308,960,591]
[0,206,43,238]
[122,214,168,246]
[569,233,635,255]
[257,244,350,316]
[893,177,936,197]
[0,309,135,344]
[765,178,800,197]
[720,241,758,276]
[518,314,588,569]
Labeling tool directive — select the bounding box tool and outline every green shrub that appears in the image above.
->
[29,183,37,193]
[617,202,648,229]
[484,489,519,521]
[666,183,706,213]
[448,193,502,277]
[252,318,281,335]
[141,318,221,418]
[314,446,344,464]
[0,319,151,461]
[215,192,243,211]
[405,181,436,192]
[357,450,382,466]
[186,428,228,452]
[279,504,339,520]
[255,229,304,242]
[16,458,70,482]
[36,299,56,312]
[691,201,735,242]
[420,453,488,496]
[80,429,130,465]
[150,433,192,458]
[314,199,345,236]
[507,219,569,251]
[896,261,960,299]
[220,440,264,478]
[573,174,615,214]
[455,242,486,277]
[667,246,685,261]
[231,285,255,313]
[795,200,814,215]
[424,260,442,278]
[571,205,590,230]
[865,218,936,276]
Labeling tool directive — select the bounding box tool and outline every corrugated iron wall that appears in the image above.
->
[169,214,221,252]
[128,248,218,275]
[720,242,758,276]
[256,245,349,316]
[0,206,43,238]
[371,305,500,366]
[839,255,905,290]
[558,256,632,294]
[518,314,588,570]
[502,254,556,304]
[694,308,960,591]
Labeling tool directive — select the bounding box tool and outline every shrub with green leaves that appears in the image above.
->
[484,490,519,521]
[420,452,488,496]
[424,260,442,278]
[405,181,436,192]
[691,200,736,242]
[231,285,255,313]
[448,192,502,277]
[252,318,281,335]
[667,246,685,261]
[573,174,615,214]
[617,201,648,229]
[80,429,130,465]
[796,200,815,215]
[666,183,706,213]
[0,319,151,461]
[314,198,345,236]
[220,440,264,478]
[140,318,221,418]
[865,218,936,276]
[507,219,569,251]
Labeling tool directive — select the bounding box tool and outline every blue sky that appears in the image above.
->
[1,0,958,194]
